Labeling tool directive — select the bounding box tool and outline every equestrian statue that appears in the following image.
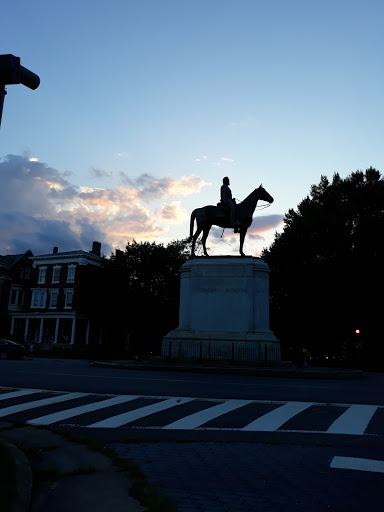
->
[189,177,274,257]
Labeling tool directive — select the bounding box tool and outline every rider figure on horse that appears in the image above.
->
[221,177,241,230]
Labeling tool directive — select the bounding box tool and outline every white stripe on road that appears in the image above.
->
[0,392,88,418]
[163,400,252,430]
[0,389,43,401]
[88,397,194,428]
[242,402,313,431]
[326,405,377,435]
[331,456,384,474]
[27,395,138,425]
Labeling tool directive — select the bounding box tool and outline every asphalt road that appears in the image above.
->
[1,358,384,511]
[0,358,382,405]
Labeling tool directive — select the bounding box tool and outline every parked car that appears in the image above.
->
[0,339,28,360]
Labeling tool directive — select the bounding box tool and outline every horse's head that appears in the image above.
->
[258,184,274,204]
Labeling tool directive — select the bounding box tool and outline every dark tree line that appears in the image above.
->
[81,239,191,357]
[262,167,384,368]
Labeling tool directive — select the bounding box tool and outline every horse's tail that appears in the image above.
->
[189,209,197,241]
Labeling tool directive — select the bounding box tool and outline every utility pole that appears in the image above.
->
[0,54,40,129]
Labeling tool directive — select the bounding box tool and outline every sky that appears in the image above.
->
[1,0,383,257]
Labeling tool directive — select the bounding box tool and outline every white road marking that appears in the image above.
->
[0,392,88,418]
[242,401,313,431]
[0,387,383,435]
[0,389,42,401]
[163,399,252,430]
[27,395,138,425]
[88,397,194,428]
[331,456,384,474]
[326,405,377,434]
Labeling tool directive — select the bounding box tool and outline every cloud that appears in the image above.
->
[213,157,235,166]
[120,172,210,202]
[248,214,284,234]
[155,201,188,223]
[0,154,210,255]
[91,168,113,179]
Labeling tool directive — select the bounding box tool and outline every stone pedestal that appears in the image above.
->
[161,257,280,363]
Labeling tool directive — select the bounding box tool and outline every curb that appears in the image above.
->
[1,442,32,512]
[92,361,363,379]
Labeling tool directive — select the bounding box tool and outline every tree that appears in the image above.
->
[262,168,384,367]
[82,239,191,356]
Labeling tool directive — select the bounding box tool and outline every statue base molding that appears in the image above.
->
[161,257,280,363]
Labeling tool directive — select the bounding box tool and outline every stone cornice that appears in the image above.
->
[30,251,103,267]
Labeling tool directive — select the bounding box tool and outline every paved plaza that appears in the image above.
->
[112,441,384,512]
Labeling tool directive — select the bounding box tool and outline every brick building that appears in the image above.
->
[10,242,103,349]
[0,251,33,337]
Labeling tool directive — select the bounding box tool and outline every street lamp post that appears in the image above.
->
[0,54,40,129]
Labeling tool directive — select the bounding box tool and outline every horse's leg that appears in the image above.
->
[239,228,247,257]
[201,226,210,256]
[191,226,203,256]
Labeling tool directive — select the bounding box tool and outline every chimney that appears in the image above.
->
[53,247,58,254]
[91,241,101,256]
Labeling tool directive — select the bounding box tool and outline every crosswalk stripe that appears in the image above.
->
[0,389,43,401]
[88,397,194,428]
[27,395,138,425]
[326,405,378,434]
[0,388,382,436]
[163,399,253,430]
[0,392,88,418]
[242,401,313,431]
[331,456,384,473]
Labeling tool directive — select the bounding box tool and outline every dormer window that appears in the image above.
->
[38,267,47,284]
[52,266,61,283]
[67,265,76,283]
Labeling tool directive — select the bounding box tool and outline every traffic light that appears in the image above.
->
[0,54,40,129]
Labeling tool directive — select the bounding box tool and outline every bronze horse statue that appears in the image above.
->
[189,185,274,257]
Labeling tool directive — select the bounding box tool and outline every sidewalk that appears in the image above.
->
[0,421,173,512]
[92,360,363,379]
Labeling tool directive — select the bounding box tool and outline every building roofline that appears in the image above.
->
[30,250,103,266]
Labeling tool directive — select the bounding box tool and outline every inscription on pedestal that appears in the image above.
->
[197,287,247,294]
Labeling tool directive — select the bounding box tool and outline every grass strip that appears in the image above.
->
[0,442,18,512]
[47,426,177,512]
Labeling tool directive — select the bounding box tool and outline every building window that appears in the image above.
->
[31,290,40,308]
[10,288,18,305]
[20,268,31,280]
[52,266,61,283]
[49,289,59,309]
[67,265,76,283]
[18,290,24,306]
[31,289,47,309]
[39,289,47,308]
[38,267,47,284]
[64,289,74,309]
[9,288,24,307]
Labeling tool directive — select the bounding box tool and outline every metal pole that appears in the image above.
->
[0,83,7,129]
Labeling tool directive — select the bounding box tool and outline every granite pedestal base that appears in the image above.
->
[161,257,280,363]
